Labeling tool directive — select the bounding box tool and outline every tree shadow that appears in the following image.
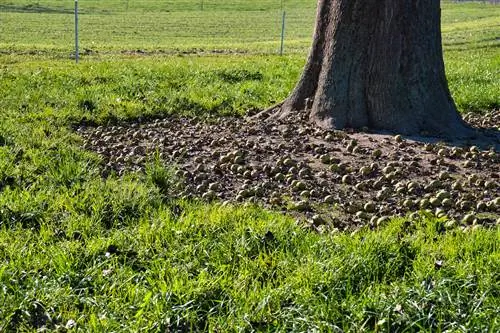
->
[0,4,74,14]
[405,126,499,151]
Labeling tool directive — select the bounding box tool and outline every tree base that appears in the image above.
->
[270,0,482,140]
[251,104,499,148]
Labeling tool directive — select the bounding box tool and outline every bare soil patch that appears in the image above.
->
[78,110,499,231]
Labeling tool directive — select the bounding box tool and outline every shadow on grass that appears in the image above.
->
[0,4,112,15]
[0,4,75,14]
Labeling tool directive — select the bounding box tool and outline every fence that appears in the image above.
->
[0,0,317,59]
[0,1,498,60]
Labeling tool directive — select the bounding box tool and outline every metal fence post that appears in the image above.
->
[280,11,286,56]
[74,0,79,63]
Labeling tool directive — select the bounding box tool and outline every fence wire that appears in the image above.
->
[0,1,317,58]
[1,1,497,59]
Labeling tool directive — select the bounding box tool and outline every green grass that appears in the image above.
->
[0,56,301,127]
[441,5,500,112]
[0,1,499,331]
[0,0,316,54]
[1,204,498,331]
[1,1,498,112]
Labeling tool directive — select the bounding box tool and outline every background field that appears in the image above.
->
[0,1,498,55]
[1,0,499,112]
[0,0,316,54]
[0,1,499,331]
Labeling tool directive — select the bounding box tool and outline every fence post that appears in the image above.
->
[74,0,79,63]
[280,11,286,56]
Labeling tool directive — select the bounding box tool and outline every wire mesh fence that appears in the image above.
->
[0,0,317,58]
[0,0,313,13]
[1,1,498,59]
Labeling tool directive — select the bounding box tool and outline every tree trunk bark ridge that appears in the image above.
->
[278,0,471,137]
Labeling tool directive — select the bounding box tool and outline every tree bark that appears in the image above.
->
[278,0,472,137]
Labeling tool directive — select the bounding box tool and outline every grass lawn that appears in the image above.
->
[0,1,499,331]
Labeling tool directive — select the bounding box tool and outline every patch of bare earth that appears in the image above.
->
[77,110,499,231]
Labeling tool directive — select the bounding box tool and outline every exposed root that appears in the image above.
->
[247,97,316,125]
[249,100,499,148]
[247,102,283,122]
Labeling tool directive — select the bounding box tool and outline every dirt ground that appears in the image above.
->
[77,109,499,231]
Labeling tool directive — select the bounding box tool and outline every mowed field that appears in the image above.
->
[1,0,498,112]
[0,1,499,331]
[0,0,316,54]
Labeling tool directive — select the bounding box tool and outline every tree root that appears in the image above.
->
[247,101,283,122]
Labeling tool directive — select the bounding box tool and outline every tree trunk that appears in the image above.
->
[278,0,471,137]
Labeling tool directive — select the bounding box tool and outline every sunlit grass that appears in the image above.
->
[1,202,498,331]
[0,1,498,331]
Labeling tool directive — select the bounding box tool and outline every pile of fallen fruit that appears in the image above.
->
[78,110,499,231]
